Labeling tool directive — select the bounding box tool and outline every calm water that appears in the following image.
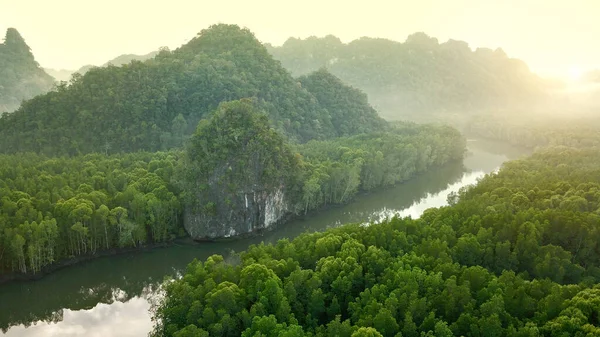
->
[0,139,529,337]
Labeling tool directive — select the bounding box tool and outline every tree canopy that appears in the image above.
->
[298,69,386,137]
[0,101,465,276]
[152,146,600,336]
[0,24,386,156]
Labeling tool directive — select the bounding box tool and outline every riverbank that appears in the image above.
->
[0,139,529,336]
[0,241,185,285]
[0,155,468,285]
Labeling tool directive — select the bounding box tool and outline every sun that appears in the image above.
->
[567,66,584,81]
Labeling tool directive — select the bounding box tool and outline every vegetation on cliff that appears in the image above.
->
[0,99,465,275]
[0,24,466,283]
[180,99,299,238]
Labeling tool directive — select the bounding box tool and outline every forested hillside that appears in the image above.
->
[0,28,55,113]
[298,69,386,137]
[0,24,385,156]
[266,34,546,121]
[0,99,464,276]
[151,146,600,336]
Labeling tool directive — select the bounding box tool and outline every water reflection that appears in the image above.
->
[370,169,486,223]
[0,139,529,336]
[3,295,152,337]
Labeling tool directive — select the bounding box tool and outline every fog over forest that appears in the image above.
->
[1,1,600,337]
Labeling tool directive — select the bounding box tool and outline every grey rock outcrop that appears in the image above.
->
[180,99,298,240]
[184,187,288,240]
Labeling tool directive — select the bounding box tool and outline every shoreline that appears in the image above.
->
[0,240,186,285]
[0,157,469,285]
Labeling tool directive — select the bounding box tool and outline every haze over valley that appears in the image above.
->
[1,1,600,336]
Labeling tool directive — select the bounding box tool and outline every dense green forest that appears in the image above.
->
[297,69,387,137]
[266,34,546,120]
[0,24,465,276]
[0,24,386,156]
[179,99,464,239]
[151,146,600,336]
[293,122,465,215]
[0,28,55,113]
[0,151,183,274]
[0,100,464,275]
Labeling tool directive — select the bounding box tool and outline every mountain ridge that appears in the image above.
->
[0,24,385,155]
[266,33,547,122]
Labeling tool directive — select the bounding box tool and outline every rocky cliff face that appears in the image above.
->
[184,187,288,239]
[181,99,299,240]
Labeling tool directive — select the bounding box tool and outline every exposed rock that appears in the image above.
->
[182,99,298,240]
[184,187,288,239]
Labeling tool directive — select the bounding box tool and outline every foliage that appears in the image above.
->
[183,99,297,202]
[180,99,299,234]
[298,69,386,137]
[0,24,385,156]
[179,99,464,237]
[152,147,600,336]
[0,152,182,274]
[0,28,55,113]
[0,104,465,274]
[291,122,465,214]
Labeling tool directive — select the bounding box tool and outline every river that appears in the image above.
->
[0,139,529,337]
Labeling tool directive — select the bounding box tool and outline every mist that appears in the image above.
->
[2,0,600,75]
[3,3,600,337]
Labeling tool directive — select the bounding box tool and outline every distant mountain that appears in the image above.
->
[42,51,161,83]
[74,51,159,76]
[0,28,55,113]
[266,33,547,122]
[43,68,74,82]
[0,24,385,155]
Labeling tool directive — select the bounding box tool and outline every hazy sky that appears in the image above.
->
[1,0,599,77]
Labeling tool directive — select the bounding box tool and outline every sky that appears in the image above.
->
[1,0,599,77]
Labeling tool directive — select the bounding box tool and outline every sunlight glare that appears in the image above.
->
[567,65,583,81]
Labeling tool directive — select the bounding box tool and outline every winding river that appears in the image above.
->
[0,139,529,337]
